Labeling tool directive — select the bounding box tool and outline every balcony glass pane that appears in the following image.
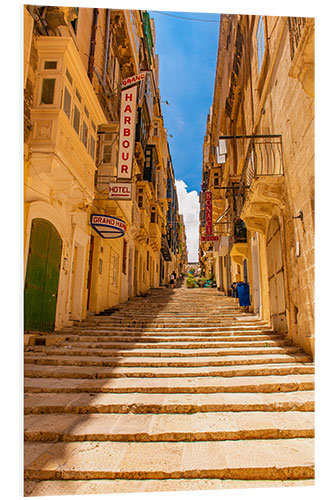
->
[73,105,80,135]
[41,78,55,104]
[90,136,95,160]
[103,145,112,163]
[63,86,71,119]
[44,61,57,69]
[82,121,88,147]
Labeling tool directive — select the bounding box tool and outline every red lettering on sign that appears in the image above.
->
[124,104,132,113]
[122,73,145,87]
[124,128,130,137]
[122,140,130,148]
[124,116,131,124]
[121,165,129,173]
[125,93,133,101]
[122,152,129,160]
[205,191,213,235]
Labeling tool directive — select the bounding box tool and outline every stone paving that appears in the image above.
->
[24,283,315,495]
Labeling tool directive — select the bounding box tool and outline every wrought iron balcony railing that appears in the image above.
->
[236,134,283,216]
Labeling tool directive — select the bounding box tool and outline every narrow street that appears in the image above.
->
[24,281,314,496]
[21,5,316,498]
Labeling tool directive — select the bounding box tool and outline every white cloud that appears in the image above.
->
[176,180,200,262]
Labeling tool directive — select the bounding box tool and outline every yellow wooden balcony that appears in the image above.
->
[149,222,162,251]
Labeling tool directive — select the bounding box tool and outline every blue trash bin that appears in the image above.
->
[236,282,251,307]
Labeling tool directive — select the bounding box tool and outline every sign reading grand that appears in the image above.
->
[117,85,137,180]
[109,182,132,200]
[91,214,126,239]
[122,72,146,88]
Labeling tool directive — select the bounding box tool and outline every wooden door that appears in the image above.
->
[24,219,62,332]
[266,217,287,332]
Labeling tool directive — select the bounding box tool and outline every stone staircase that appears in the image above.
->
[24,284,315,496]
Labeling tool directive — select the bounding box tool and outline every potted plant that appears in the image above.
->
[186,275,198,288]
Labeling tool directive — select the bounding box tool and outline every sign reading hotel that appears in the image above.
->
[91,214,126,239]
[205,191,213,235]
[117,84,138,180]
[109,182,132,200]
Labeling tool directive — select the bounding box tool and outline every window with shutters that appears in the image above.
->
[102,132,118,165]
[60,68,97,159]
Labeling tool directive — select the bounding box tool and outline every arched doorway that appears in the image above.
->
[266,217,287,333]
[24,218,62,332]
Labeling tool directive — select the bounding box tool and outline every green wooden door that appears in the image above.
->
[24,219,62,332]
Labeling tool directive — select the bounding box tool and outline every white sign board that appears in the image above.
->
[91,214,126,239]
[109,182,132,200]
[117,85,137,180]
[122,72,146,88]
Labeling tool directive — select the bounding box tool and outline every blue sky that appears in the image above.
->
[149,10,220,193]
[148,9,220,261]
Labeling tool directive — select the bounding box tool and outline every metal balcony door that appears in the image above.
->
[24,219,62,332]
[266,217,287,333]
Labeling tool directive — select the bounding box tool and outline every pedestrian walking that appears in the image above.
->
[170,271,177,289]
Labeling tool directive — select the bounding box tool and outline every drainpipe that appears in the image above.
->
[103,9,111,82]
[88,8,99,82]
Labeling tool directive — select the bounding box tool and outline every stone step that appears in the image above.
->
[73,323,268,331]
[70,325,270,332]
[24,358,314,377]
[24,390,315,415]
[24,352,312,368]
[81,311,254,318]
[93,318,256,324]
[27,339,293,352]
[79,316,265,324]
[24,373,314,394]
[24,285,314,493]
[38,333,284,343]
[25,345,304,359]
[23,478,315,496]
[24,411,314,442]
[58,328,275,337]
[24,438,314,481]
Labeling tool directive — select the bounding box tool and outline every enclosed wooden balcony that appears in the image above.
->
[27,37,106,206]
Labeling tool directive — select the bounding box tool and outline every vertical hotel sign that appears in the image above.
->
[117,85,137,179]
[117,73,145,180]
[205,191,213,235]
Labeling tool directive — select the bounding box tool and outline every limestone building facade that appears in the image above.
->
[199,14,314,357]
[24,6,186,335]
